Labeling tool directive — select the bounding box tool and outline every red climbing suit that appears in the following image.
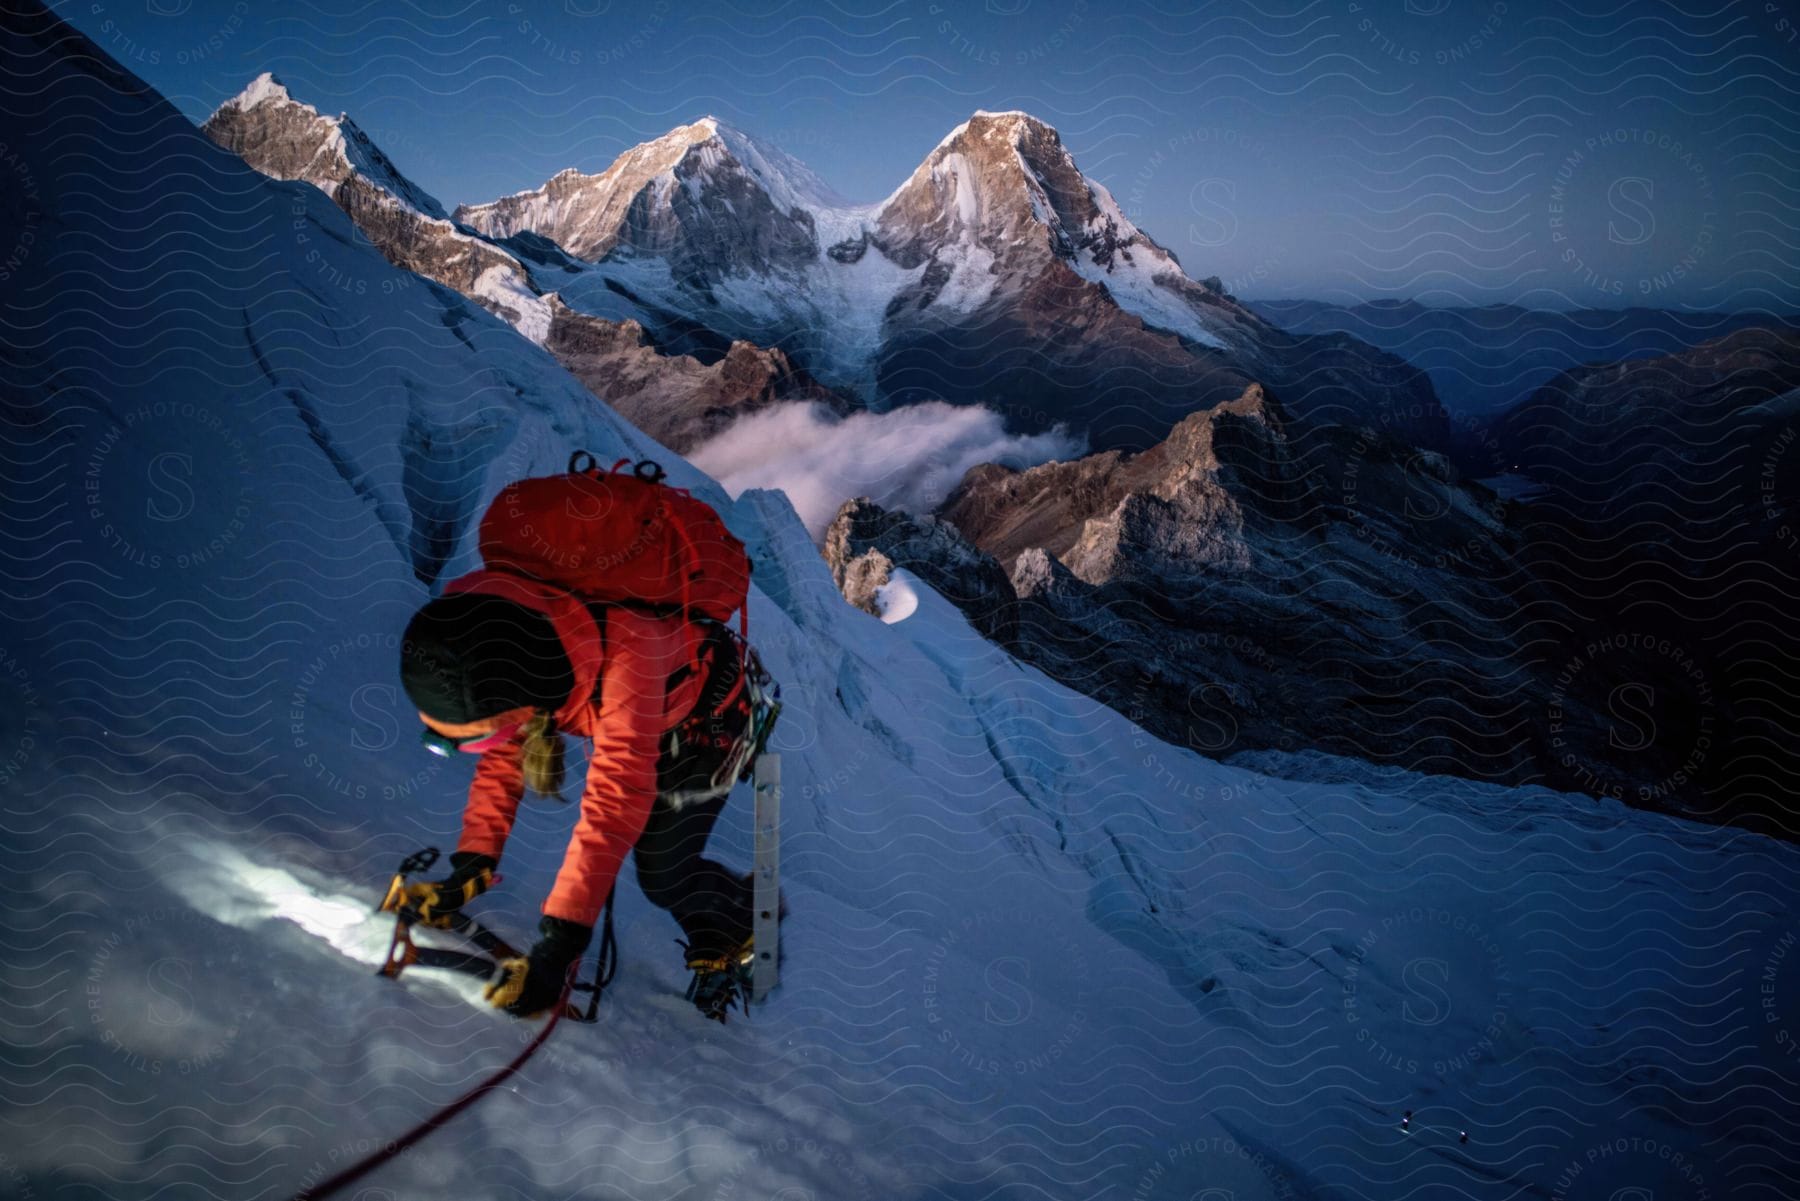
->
[442,569,706,927]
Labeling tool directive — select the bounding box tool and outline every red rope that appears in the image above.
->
[289,973,575,1201]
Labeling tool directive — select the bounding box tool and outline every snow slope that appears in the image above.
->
[2,6,1799,1201]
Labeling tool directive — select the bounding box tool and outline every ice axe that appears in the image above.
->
[376,846,524,982]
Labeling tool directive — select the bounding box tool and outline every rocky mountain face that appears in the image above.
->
[457,111,1449,453]
[203,73,449,217]
[867,115,1447,452]
[455,117,840,275]
[203,77,839,451]
[823,502,1019,647]
[830,325,1800,832]
[864,113,1236,343]
[542,295,841,450]
[1488,325,1800,832]
[939,384,1304,578]
[203,75,546,332]
[826,383,1703,805]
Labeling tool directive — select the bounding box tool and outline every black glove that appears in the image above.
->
[485,915,592,1018]
[395,851,496,928]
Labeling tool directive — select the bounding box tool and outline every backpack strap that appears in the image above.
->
[583,602,608,707]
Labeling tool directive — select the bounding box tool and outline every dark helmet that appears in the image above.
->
[399,593,574,725]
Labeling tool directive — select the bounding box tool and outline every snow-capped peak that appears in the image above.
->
[925,109,1059,158]
[703,117,851,214]
[216,70,290,113]
[455,114,863,261]
[965,109,1059,138]
[206,73,447,220]
[871,108,1225,348]
[649,115,728,152]
[603,114,850,216]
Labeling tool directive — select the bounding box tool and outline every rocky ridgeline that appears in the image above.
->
[455,109,1449,454]
[203,77,838,452]
[823,383,1696,805]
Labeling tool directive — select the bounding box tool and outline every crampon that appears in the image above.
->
[683,941,755,1023]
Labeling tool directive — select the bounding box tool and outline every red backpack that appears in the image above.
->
[477,452,777,801]
[478,452,751,638]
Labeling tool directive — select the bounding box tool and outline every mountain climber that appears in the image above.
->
[397,582,760,1020]
[392,455,773,1022]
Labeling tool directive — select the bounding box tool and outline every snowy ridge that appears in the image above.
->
[210,71,448,219]
[336,114,447,218]
[2,6,1798,1200]
[471,264,553,345]
[456,106,1237,393]
[452,118,745,260]
[206,72,578,346]
[462,116,854,239]
[703,115,851,216]
[1073,177,1225,346]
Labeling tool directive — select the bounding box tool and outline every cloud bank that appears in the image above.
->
[688,401,1087,539]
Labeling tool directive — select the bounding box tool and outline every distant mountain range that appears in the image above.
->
[199,72,1800,831]
[202,77,843,454]
[1251,298,1791,467]
[205,76,1446,456]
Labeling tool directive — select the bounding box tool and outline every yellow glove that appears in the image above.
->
[389,852,495,928]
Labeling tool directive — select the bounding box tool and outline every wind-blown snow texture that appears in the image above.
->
[2,6,1799,1201]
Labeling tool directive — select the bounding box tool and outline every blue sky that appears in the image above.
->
[53,0,1800,311]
